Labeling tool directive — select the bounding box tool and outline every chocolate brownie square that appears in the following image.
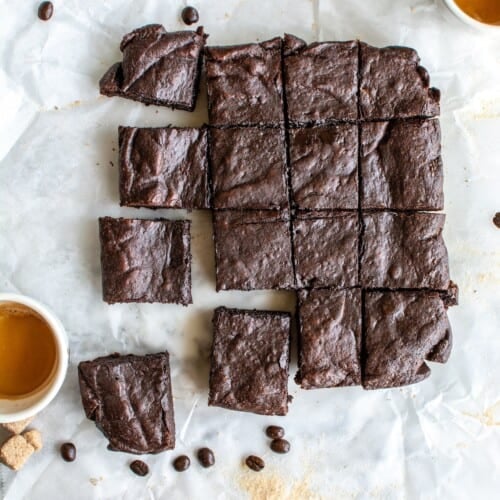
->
[78,352,175,454]
[209,307,291,416]
[360,119,443,210]
[99,217,191,304]
[289,125,358,210]
[205,38,284,126]
[283,34,358,125]
[100,25,207,111]
[209,127,288,210]
[295,289,361,389]
[363,291,452,389]
[359,43,440,120]
[119,126,209,209]
[293,211,359,288]
[213,211,294,290]
[360,212,449,290]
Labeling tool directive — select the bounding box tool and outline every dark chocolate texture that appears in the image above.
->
[213,211,294,290]
[209,307,291,416]
[99,217,192,304]
[296,289,362,389]
[205,38,284,125]
[363,291,452,389]
[283,34,358,124]
[360,119,443,210]
[99,25,206,111]
[289,125,358,210]
[209,127,288,210]
[118,126,209,209]
[78,352,175,454]
[359,43,440,120]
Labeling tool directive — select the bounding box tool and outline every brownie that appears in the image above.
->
[360,212,449,290]
[361,119,443,210]
[295,289,361,389]
[209,307,291,415]
[283,34,358,125]
[119,126,209,209]
[209,127,288,210]
[100,25,207,111]
[205,38,284,126]
[293,211,359,288]
[363,291,452,389]
[213,211,294,291]
[98,217,191,304]
[289,125,358,210]
[359,43,440,120]
[78,352,175,454]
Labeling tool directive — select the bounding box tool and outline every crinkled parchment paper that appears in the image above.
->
[0,0,499,498]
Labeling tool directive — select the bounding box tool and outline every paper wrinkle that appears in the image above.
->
[1,0,500,499]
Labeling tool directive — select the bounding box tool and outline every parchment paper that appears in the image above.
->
[0,0,499,498]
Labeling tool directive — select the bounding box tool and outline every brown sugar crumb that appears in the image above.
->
[0,417,34,435]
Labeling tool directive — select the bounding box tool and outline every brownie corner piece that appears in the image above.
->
[360,119,443,211]
[363,291,452,389]
[209,307,291,416]
[283,34,358,124]
[100,24,207,110]
[295,288,361,389]
[118,125,209,209]
[209,126,288,210]
[359,42,440,120]
[213,211,294,291]
[78,351,175,454]
[98,217,192,304]
[205,37,284,126]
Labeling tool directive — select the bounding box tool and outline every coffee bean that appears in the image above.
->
[173,455,190,472]
[181,6,199,25]
[493,212,500,229]
[245,455,265,472]
[38,1,54,21]
[270,438,290,454]
[197,448,215,468]
[60,442,76,462]
[130,460,149,476]
[265,425,285,439]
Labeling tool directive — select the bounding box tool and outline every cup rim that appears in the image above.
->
[0,293,69,423]
[443,0,500,32]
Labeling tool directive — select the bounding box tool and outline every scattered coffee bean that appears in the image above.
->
[265,425,285,439]
[173,455,190,472]
[181,6,199,25]
[270,438,290,454]
[130,460,149,476]
[197,447,215,468]
[245,455,265,472]
[38,1,54,21]
[60,442,76,462]
[493,212,500,229]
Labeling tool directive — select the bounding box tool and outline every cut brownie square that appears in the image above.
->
[205,38,284,126]
[100,25,207,111]
[213,211,294,291]
[119,126,209,209]
[361,119,443,210]
[359,43,440,120]
[209,127,288,210]
[289,125,358,210]
[295,289,361,389]
[209,307,291,416]
[361,212,449,290]
[283,34,358,125]
[99,217,191,304]
[293,211,359,288]
[363,291,452,389]
[78,352,175,454]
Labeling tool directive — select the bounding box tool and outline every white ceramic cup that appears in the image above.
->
[443,0,500,32]
[0,293,69,424]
